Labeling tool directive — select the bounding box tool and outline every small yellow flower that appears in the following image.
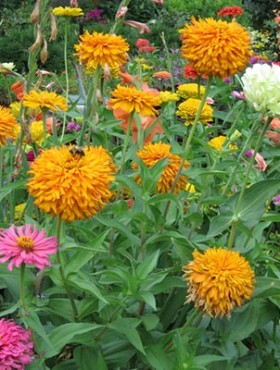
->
[177,83,205,99]
[74,31,129,70]
[176,98,213,126]
[10,101,21,118]
[109,84,161,117]
[141,63,153,71]
[52,7,84,17]
[0,106,19,147]
[159,91,179,103]
[209,135,237,151]
[22,90,67,112]
[179,17,252,79]
[132,142,190,193]
[14,203,27,222]
[29,120,48,146]
[185,183,196,193]
[183,247,255,317]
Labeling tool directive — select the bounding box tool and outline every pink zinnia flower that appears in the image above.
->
[0,318,34,369]
[0,224,57,270]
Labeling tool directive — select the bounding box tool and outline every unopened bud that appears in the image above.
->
[49,13,58,42]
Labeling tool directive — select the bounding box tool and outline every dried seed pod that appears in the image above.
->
[29,25,43,52]
[40,38,48,64]
[30,0,41,24]
[49,13,58,42]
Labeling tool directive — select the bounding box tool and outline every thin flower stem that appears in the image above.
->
[227,116,273,249]
[19,263,27,313]
[163,77,213,219]
[56,216,79,320]
[119,112,133,174]
[78,66,101,146]
[60,20,70,144]
[42,109,47,143]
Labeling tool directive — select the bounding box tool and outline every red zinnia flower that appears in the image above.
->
[217,6,243,18]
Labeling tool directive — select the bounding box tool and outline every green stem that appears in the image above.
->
[227,116,273,249]
[56,216,79,320]
[19,263,27,313]
[163,77,213,219]
[78,66,101,146]
[42,109,47,143]
[119,112,133,174]
[60,20,70,144]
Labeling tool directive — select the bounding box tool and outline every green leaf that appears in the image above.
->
[95,216,141,247]
[136,250,160,279]
[64,230,109,276]
[207,212,234,237]
[145,343,175,370]
[68,273,108,304]
[0,179,26,202]
[44,323,102,358]
[108,318,145,354]
[74,347,108,370]
[142,314,159,331]
[253,277,280,298]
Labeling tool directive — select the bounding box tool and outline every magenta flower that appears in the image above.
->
[0,224,57,270]
[0,318,34,369]
[273,194,280,206]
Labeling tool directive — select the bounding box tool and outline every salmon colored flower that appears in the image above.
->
[180,17,251,79]
[183,248,255,317]
[27,145,116,222]
[0,106,18,147]
[0,224,57,270]
[109,84,161,116]
[176,98,213,126]
[114,108,163,143]
[153,71,171,80]
[74,31,129,70]
[0,318,34,369]
[135,38,156,52]
[10,80,25,100]
[132,142,190,193]
[22,90,68,112]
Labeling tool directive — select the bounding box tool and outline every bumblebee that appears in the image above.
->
[69,145,85,157]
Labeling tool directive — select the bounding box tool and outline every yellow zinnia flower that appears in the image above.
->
[179,17,252,79]
[209,135,237,151]
[0,106,19,147]
[27,145,116,222]
[74,31,129,70]
[132,142,190,193]
[183,248,255,317]
[109,84,161,117]
[176,98,213,126]
[22,90,68,112]
[52,6,84,17]
[159,91,179,103]
[177,83,205,99]
[29,120,47,146]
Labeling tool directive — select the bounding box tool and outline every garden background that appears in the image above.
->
[0,0,280,369]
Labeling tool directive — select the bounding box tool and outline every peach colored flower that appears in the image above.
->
[124,20,151,34]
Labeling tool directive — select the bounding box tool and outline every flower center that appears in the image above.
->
[17,236,34,251]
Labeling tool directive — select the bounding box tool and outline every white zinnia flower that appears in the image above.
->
[241,63,280,117]
[0,62,15,72]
